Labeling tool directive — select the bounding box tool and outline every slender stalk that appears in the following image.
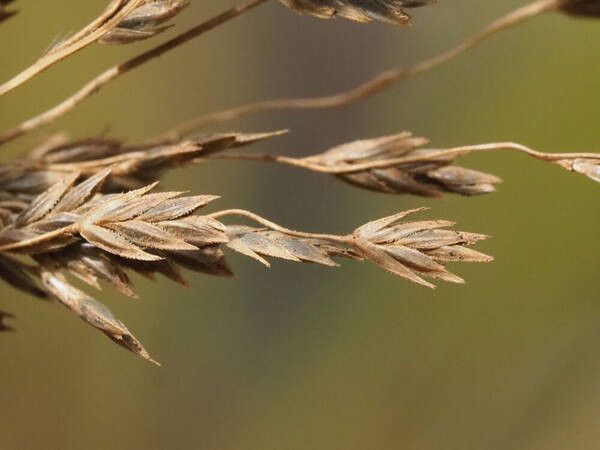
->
[207,142,600,174]
[0,0,270,147]
[0,0,146,97]
[157,0,561,142]
[50,0,125,51]
[0,224,79,252]
[208,209,353,243]
[29,140,600,177]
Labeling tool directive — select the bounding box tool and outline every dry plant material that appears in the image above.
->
[0,131,286,195]
[207,133,600,194]
[0,0,270,145]
[296,133,502,196]
[161,0,564,136]
[553,157,600,182]
[0,0,151,96]
[559,0,600,16]
[350,208,492,288]
[99,0,189,44]
[38,263,159,364]
[278,0,434,25]
[0,173,492,361]
[0,0,598,364]
[0,0,17,25]
[0,254,46,299]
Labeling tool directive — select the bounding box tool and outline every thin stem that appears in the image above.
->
[207,142,600,175]
[42,142,197,173]
[0,224,79,252]
[0,0,270,147]
[21,139,600,179]
[157,0,561,142]
[208,209,353,243]
[205,152,331,171]
[0,0,146,97]
[428,143,600,162]
[50,0,125,51]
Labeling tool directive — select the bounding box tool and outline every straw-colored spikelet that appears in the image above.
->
[99,0,190,44]
[0,170,492,361]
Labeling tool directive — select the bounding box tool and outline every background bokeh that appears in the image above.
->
[1,1,600,449]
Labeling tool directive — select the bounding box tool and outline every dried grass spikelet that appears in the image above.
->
[225,226,359,267]
[0,175,222,260]
[0,131,285,195]
[559,0,600,17]
[210,207,492,289]
[553,157,600,182]
[0,0,17,24]
[302,133,502,197]
[99,0,190,45]
[0,173,231,362]
[0,253,47,299]
[278,0,434,25]
[351,207,492,288]
[37,261,159,365]
[0,171,492,361]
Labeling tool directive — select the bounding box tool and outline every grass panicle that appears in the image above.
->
[0,0,597,363]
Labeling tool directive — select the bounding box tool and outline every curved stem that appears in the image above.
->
[49,0,125,52]
[0,0,270,147]
[207,142,600,175]
[0,0,145,97]
[158,0,561,142]
[437,142,600,161]
[25,139,600,180]
[208,209,353,243]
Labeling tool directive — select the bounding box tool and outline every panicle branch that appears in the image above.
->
[157,0,564,139]
[206,133,600,195]
[0,0,268,146]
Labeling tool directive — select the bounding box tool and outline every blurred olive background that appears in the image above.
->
[1,1,600,449]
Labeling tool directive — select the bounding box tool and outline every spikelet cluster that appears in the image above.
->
[278,0,434,25]
[0,156,492,361]
[100,0,189,44]
[302,133,502,197]
[2,0,599,365]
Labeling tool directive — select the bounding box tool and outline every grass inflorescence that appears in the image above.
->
[0,0,598,363]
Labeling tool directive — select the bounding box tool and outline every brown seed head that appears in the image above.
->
[559,0,600,17]
[278,0,434,25]
[100,0,190,45]
[305,133,502,197]
[352,208,493,288]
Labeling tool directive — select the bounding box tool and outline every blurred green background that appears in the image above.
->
[1,1,600,449]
